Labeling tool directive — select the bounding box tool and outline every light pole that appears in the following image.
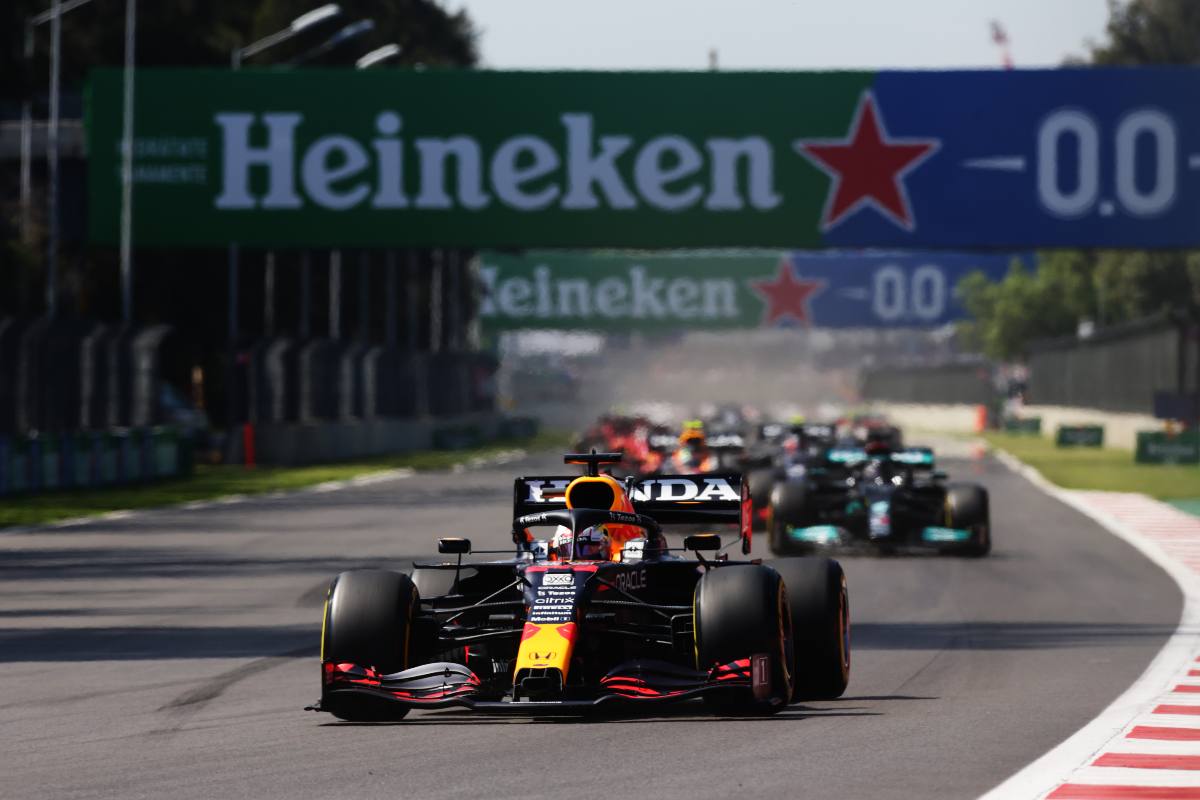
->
[288,19,375,66]
[47,0,60,318]
[355,43,401,69]
[20,0,96,318]
[227,3,343,348]
[318,29,391,343]
[118,0,136,325]
[226,4,342,439]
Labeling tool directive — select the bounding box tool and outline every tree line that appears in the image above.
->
[958,0,1200,360]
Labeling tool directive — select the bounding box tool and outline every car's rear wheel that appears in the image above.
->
[768,481,809,555]
[771,557,850,701]
[321,569,418,721]
[694,564,794,714]
[946,484,991,558]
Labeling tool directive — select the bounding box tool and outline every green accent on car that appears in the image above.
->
[788,525,843,544]
[891,449,935,466]
[826,449,866,464]
[921,526,972,543]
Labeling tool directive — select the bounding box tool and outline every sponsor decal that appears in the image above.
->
[613,568,648,592]
[869,500,892,539]
[621,539,646,562]
[631,477,740,502]
[529,573,581,624]
[524,479,571,503]
[751,654,771,701]
[209,110,784,217]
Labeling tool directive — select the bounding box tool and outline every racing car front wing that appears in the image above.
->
[310,657,761,714]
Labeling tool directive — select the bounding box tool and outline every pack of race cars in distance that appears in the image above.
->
[311,451,850,720]
[577,410,991,558]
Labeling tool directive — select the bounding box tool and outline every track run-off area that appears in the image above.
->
[0,450,1182,800]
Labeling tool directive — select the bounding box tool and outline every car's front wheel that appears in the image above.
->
[694,564,794,714]
[771,557,850,701]
[321,569,418,721]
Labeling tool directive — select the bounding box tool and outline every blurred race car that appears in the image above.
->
[573,414,665,477]
[644,422,747,475]
[838,413,903,451]
[766,443,990,557]
[744,421,839,530]
[311,451,850,720]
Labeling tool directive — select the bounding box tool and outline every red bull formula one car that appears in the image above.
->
[311,451,850,719]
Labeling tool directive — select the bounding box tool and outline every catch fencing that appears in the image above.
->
[1026,316,1196,414]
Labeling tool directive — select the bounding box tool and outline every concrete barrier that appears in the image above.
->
[1019,405,1158,451]
[873,402,1160,450]
[869,403,985,435]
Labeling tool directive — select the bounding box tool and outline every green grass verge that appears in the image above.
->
[984,431,1200,501]
[0,429,570,530]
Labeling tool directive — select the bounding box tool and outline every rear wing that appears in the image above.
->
[824,447,936,469]
[513,473,751,553]
[706,433,746,451]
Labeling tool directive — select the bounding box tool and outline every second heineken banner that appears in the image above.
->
[479,251,1026,332]
[88,67,1200,248]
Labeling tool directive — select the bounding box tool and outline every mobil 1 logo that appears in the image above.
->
[528,570,582,625]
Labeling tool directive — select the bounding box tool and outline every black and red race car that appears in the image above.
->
[310,451,850,719]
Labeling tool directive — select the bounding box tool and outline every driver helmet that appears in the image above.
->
[861,459,890,484]
[550,524,612,561]
[576,524,612,560]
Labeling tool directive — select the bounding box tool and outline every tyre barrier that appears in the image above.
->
[0,427,194,497]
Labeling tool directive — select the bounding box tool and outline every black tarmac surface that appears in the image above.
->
[0,453,1181,799]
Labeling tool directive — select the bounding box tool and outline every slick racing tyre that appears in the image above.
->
[694,565,794,714]
[746,468,778,531]
[321,569,418,721]
[771,557,850,701]
[768,481,809,555]
[946,484,991,558]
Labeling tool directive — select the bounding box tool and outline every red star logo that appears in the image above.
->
[751,258,826,327]
[794,92,940,231]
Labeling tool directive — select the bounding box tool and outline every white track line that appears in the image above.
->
[979,450,1200,799]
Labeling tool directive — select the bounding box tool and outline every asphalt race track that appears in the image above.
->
[0,452,1182,800]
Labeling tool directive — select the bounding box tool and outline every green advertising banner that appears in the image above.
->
[88,68,868,248]
[92,67,1200,249]
[480,250,1023,331]
[1135,431,1200,465]
[1055,425,1105,448]
[481,252,774,332]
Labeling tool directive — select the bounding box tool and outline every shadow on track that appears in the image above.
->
[318,705,882,727]
[0,625,319,662]
[854,621,1176,650]
[0,548,421,582]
